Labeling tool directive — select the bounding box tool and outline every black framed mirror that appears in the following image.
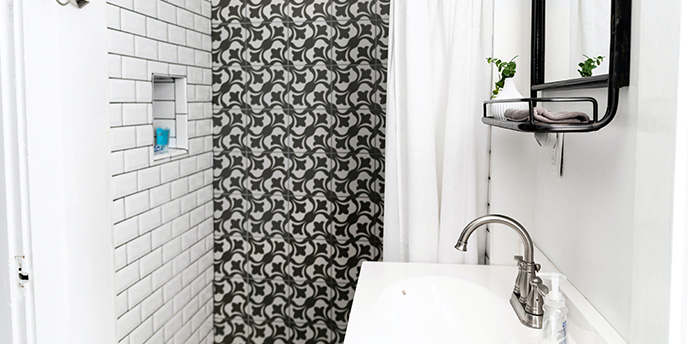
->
[530,0,631,93]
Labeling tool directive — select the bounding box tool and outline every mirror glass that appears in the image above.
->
[544,0,611,82]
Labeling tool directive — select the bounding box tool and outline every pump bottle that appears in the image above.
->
[540,273,568,344]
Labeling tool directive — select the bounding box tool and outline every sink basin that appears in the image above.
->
[376,276,517,343]
[344,259,626,344]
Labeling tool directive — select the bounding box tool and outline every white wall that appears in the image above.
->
[21,1,118,343]
[490,0,682,341]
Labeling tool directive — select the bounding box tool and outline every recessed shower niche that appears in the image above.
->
[151,75,188,159]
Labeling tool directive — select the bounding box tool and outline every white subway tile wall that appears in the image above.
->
[107,0,213,343]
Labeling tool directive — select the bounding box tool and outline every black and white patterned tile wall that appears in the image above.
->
[211,0,388,342]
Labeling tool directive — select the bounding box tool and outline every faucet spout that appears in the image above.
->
[455,214,534,263]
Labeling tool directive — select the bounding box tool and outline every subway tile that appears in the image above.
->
[121,56,148,80]
[158,1,177,23]
[136,125,155,147]
[112,171,138,199]
[168,25,187,45]
[108,54,122,78]
[113,198,126,223]
[135,36,158,60]
[114,217,139,247]
[162,199,182,223]
[116,305,141,340]
[133,0,157,17]
[120,9,147,36]
[115,245,128,271]
[178,46,196,65]
[106,4,121,29]
[122,103,149,126]
[139,206,162,234]
[136,80,153,102]
[140,250,163,284]
[129,317,153,344]
[116,291,128,317]
[158,42,179,63]
[150,184,171,208]
[186,30,203,50]
[128,275,153,308]
[141,289,164,321]
[110,79,137,103]
[152,298,174,331]
[109,30,135,56]
[115,262,140,294]
[163,312,183,342]
[147,18,168,41]
[176,8,195,30]
[152,222,173,248]
[149,61,169,76]
[185,0,202,14]
[108,0,132,9]
[172,251,191,276]
[124,190,150,218]
[172,214,190,237]
[124,147,150,172]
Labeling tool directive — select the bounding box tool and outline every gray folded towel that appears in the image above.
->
[504,106,591,124]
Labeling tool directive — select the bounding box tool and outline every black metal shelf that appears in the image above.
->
[483,97,603,133]
[484,0,631,134]
[532,75,609,92]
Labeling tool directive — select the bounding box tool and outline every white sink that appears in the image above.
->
[376,276,517,343]
[344,258,626,344]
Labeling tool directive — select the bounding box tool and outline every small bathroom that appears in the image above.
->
[0,0,686,343]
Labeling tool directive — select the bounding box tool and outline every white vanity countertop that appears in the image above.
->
[345,248,626,344]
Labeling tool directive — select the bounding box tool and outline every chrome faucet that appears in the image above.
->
[455,214,548,329]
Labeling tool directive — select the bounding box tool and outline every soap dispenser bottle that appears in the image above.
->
[540,273,568,344]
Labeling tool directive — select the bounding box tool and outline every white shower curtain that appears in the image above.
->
[384,0,493,264]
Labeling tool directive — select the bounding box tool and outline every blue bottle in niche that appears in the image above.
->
[154,127,170,154]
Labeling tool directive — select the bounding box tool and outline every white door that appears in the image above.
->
[0,0,37,343]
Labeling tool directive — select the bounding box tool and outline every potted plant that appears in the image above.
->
[487,55,518,98]
[486,55,527,120]
[578,55,605,77]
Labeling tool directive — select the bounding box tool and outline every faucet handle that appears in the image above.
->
[525,276,549,315]
[535,263,541,272]
[514,255,524,264]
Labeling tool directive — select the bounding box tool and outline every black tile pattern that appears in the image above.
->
[212,1,386,342]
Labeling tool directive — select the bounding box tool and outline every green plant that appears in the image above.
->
[486,56,518,98]
[578,55,605,77]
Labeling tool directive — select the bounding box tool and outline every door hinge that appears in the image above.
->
[15,256,29,287]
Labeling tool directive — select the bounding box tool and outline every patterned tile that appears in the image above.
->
[214,151,246,194]
[214,193,246,236]
[246,193,290,237]
[332,20,375,65]
[245,236,291,280]
[212,0,246,24]
[213,24,247,66]
[246,21,289,65]
[290,196,330,240]
[289,21,331,65]
[290,65,331,108]
[213,0,387,342]
[244,151,290,194]
[290,0,332,21]
[214,108,246,152]
[290,152,331,196]
[246,107,290,152]
[213,67,246,109]
[332,0,375,20]
[246,0,289,22]
[290,107,331,153]
[246,65,289,108]
[332,65,378,109]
